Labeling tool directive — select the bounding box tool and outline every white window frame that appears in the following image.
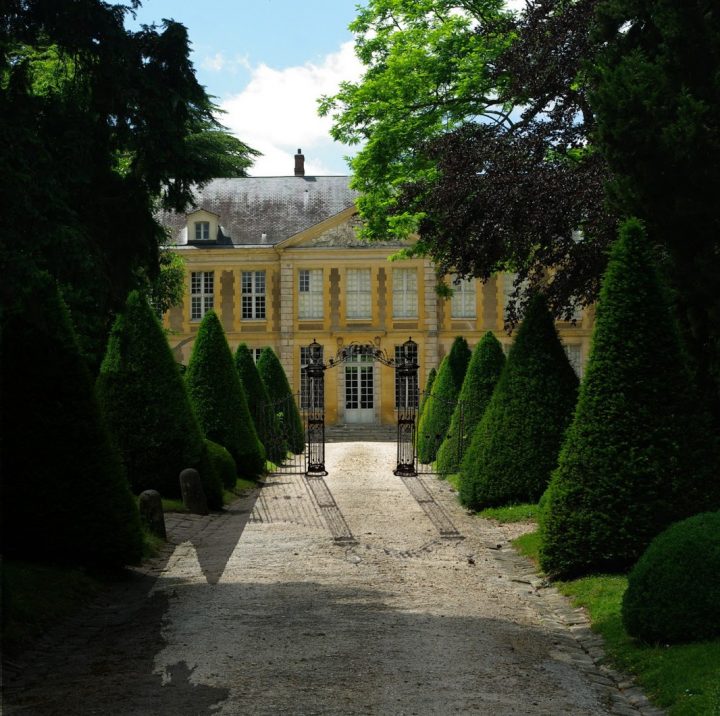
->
[451,276,476,318]
[190,271,214,321]
[194,221,210,241]
[241,270,266,320]
[298,269,324,319]
[564,343,583,378]
[392,268,418,318]
[346,268,372,320]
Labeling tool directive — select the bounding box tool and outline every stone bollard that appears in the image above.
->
[138,489,166,539]
[179,468,208,515]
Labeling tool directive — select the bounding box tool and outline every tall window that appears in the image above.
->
[241,271,266,319]
[252,348,264,363]
[451,276,476,318]
[298,269,323,319]
[194,221,210,241]
[392,268,418,318]
[394,343,419,408]
[564,344,583,378]
[346,268,371,319]
[191,271,214,320]
[300,344,324,409]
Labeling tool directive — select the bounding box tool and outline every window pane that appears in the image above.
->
[393,268,418,318]
[451,276,476,318]
[347,269,371,319]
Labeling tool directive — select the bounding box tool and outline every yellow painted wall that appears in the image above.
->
[164,214,594,426]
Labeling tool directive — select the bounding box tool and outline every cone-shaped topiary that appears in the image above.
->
[459,295,578,510]
[0,277,143,567]
[417,337,471,463]
[437,332,506,474]
[205,439,237,491]
[186,312,265,480]
[257,347,305,455]
[539,219,720,578]
[97,291,223,509]
[622,511,720,645]
[235,343,286,464]
[417,366,437,422]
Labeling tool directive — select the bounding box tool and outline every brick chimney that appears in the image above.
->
[294,148,305,177]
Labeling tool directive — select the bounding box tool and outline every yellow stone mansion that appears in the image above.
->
[160,153,593,426]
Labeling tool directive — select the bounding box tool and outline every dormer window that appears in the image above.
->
[194,221,210,241]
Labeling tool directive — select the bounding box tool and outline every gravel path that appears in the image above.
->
[2,442,662,716]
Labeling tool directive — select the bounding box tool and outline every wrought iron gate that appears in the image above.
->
[303,340,327,475]
[260,393,306,474]
[394,338,419,476]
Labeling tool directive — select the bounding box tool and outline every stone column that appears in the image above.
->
[279,260,295,389]
[423,260,439,372]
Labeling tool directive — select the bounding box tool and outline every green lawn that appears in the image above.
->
[509,526,720,715]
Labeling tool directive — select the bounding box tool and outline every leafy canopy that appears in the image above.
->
[321,0,612,323]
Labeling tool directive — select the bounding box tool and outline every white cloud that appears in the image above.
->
[202,52,226,72]
[219,41,363,176]
[201,52,251,74]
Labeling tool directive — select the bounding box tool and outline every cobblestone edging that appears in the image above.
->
[485,545,665,716]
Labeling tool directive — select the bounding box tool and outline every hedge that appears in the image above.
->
[436,331,505,474]
[540,219,720,579]
[205,439,238,491]
[235,343,285,464]
[1,278,143,567]
[257,347,305,455]
[97,291,223,509]
[417,337,471,464]
[459,295,578,510]
[622,511,720,644]
[185,312,265,480]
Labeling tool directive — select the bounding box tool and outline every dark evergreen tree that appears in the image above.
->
[0,1,258,368]
[185,312,265,479]
[96,291,222,509]
[437,332,505,474]
[0,278,143,567]
[234,343,285,463]
[257,347,305,455]
[459,296,578,510]
[417,337,471,464]
[592,0,720,416]
[540,219,720,579]
[417,366,437,422]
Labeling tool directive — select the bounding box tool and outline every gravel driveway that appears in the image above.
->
[2,442,662,716]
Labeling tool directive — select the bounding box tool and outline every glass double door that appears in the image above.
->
[345,354,374,423]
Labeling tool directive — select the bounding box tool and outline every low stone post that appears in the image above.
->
[179,468,208,515]
[138,489,166,539]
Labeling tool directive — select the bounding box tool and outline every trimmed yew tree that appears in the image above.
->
[205,439,237,491]
[97,291,223,509]
[417,366,437,422]
[540,219,720,579]
[417,337,471,464]
[459,295,578,510]
[257,347,305,454]
[186,312,265,480]
[1,279,143,567]
[235,343,285,463]
[437,332,505,474]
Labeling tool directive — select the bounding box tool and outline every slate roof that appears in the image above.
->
[157,176,357,247]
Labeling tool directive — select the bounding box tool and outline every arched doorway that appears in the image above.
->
[302,338,419,476]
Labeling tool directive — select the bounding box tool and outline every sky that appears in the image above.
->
[128,0,363,176]
[128,1,523,178]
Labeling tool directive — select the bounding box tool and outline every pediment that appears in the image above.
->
[280,209,408,250]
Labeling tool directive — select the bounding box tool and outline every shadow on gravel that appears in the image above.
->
[2,589,229,715]
[3,578,614,715]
